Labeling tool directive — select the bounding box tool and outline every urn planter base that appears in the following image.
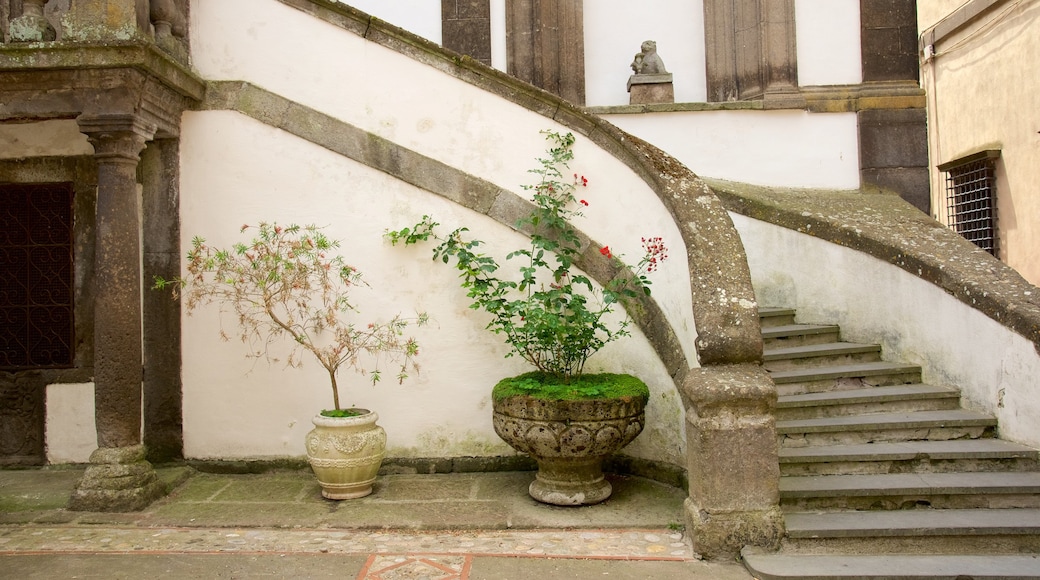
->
[529,457,613,506]
[305,410,386,500]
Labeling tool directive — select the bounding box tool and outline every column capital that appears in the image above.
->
[77,114,157,163]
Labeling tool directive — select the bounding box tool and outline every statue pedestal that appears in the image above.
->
[628,74,674,105]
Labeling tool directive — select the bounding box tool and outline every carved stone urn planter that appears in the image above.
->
[305,410,386,500]
[492,373,649,506]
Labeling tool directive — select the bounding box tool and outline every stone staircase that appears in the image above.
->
[742,308,1040,579]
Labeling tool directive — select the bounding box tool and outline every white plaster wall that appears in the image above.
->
[177,110,688,466]
[584,0,706,106]
[0,120,93,159]
[335,0,441,43]
[490,0,506,71]
[795,0,862,86]
[733,213,1040,449]
[190,0,695,357]
[602,110,861,189]
[46,383,97,463]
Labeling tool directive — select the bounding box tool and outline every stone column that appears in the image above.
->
[506,0,585,105]
[761,0,804,106]
[69,114,165,512]
[680,364,784,559]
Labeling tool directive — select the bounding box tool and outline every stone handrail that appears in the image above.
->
[710,178,1040,356]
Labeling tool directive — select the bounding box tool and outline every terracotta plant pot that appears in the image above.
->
[305,409,386,500]
[492,375,648,506]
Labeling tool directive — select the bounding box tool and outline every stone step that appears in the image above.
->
[770,362,923,395]
[764,341,883,371]
[777,409,998,447]
[780,471,1040,511]
[759,307,797,328]
[776,384,961,420]
[763,324,841,347]
[779,439,1040,476]
[774,509,1040,555]
[741,550,1040,579]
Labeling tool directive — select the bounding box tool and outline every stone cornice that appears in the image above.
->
[710,178,1040,355]
[0,42,204,137]
[0,41,205,101]
[586,82,925,116]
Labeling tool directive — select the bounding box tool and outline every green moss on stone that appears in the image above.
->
[492,372,650,402]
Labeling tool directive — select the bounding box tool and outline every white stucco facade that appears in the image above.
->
[323,0,864,190]
[795,0,862,87]
[602,109,861,189]
[176,110,688,465]
[734,213,1040,448]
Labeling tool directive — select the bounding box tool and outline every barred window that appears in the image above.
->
[938,150,1000,256]
[0,183,75,369]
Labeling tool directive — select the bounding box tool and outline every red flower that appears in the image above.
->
[580,199,589,206]
[599,246,612,258]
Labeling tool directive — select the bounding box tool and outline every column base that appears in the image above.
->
[684,499,784,560]
[68,445,166,512]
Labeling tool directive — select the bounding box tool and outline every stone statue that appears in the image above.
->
[631,40,667,75]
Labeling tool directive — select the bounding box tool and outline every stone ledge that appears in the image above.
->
[588,82,925,116]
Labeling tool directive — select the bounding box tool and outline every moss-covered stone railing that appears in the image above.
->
[710,179,1040,356]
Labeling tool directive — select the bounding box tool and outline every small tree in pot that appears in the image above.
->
[155,222,426,499]
[388,131,668,505]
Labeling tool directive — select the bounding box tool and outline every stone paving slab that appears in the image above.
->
[0,467,755,579]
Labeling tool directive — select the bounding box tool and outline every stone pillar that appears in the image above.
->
[703,0,802,104]
[69,114,165,512]
[761,0,803,106]
[506,0,585,105]
[140,138,184,462]
[680,364,784,559]
[441,0,492,66]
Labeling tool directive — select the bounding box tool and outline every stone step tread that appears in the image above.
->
[777,409,997,433]
[780,471,1040,497]
[765,342,881,361]
[779,439,1040,463]
[741,551,1040,580]
[770,361,922,384]
[762,324,841,339]
[759,307,796,317]
[777,384,960,408]
[784,508,1040,537]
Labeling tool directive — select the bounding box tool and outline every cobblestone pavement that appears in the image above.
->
[0,526,691,558]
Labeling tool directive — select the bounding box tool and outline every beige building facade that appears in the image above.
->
[919,0,1040,285]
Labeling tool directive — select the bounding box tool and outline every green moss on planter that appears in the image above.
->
[492,372,650,402]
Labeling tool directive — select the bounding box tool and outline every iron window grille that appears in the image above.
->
[0,183,75,370]
[938,150,1000,256]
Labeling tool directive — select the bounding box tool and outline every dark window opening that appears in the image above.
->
[939,151,999,256]
[0,183,75,369]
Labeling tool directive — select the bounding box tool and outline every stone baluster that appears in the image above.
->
[8,0,55,42]
[68,114,165,512]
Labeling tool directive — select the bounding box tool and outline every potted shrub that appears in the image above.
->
[388,131,668,505]
[155,223,425,499]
